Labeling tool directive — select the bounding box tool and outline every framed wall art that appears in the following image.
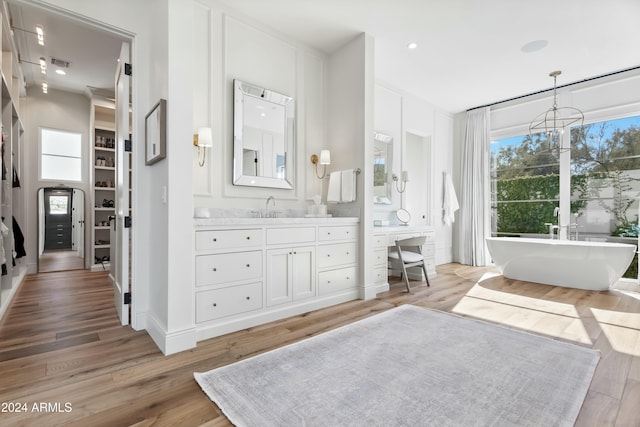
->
[145,99,167,165]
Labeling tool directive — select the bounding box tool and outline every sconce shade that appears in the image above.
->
[194,127,213,167]
[319,149,331,165]
[197,127,213,147]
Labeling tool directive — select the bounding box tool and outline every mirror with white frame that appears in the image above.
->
[233,79,295,189]
[373,131,393,204]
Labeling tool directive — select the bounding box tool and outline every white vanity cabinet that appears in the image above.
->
[266,246,315,306]
[372,233,389,286]
[194,228,265,324]
[194,218,360,341]
[317,225,359,296]
[372,225,436,291]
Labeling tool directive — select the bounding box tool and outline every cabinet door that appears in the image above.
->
[291,246,315,301]
[266,248,292,306]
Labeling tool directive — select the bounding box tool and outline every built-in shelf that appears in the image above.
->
[92,102,116,271]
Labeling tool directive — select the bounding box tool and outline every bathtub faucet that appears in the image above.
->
[544,222,559,239]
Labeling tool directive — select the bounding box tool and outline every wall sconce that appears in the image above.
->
[310,149,331,179]
[392,170,409,193]
[193,127,213,167]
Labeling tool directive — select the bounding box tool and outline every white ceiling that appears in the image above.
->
[217,0,640,113]
[6,0,640,112]
[6,0,125,98]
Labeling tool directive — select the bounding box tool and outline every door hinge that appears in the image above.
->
[125,63,132,76]
[124,216,132,228]
[124,139,132,152]
[124,292,131,304]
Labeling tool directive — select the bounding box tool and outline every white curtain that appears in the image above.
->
[459,107,491,266]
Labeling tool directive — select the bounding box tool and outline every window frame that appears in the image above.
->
[39,127,83,183]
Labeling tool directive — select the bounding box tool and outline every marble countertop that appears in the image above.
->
[194,216,360,227]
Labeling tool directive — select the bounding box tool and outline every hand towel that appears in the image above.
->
[443,172,459,226]
[341,169,356,202]
[327,171,341,203]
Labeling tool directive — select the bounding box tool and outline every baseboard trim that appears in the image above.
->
[145,313,197,355]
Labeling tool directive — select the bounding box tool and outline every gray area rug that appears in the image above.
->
[195,305,599,427]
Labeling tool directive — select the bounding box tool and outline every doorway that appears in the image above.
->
[38,187,85,272]
[10,1,136,326]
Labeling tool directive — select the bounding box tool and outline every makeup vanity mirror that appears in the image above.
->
[373,131,393,204]
[233,79,295,189]
[37,187,85,272]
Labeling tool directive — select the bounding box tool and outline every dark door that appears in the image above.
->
[44,189,73,250]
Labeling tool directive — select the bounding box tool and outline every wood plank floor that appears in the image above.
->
[38,250,85,273]
[0,265,639,426]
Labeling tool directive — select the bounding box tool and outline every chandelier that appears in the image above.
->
[529,70,584,151]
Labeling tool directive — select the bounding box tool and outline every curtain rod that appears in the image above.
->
[467,65,640,112]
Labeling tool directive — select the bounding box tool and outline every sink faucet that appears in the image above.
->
[266,196,276,218]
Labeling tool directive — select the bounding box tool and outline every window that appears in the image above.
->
[490,132,559,235]
[48,195,69,215]
[40,128,82,181]
[491,115,640,278]
[570,116,640,240]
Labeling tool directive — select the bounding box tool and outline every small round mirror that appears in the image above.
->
[396,208,411,225]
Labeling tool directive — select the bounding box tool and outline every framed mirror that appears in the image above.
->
[37,187,85,272]
[233,79,295,189]
[373,131,393,204]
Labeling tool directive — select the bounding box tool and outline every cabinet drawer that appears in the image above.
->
[373,266,388,284]
[266,227,315,245]
[196,229,262,251]
[317,242,357,268]
[372,248,388,266]
[424,232,435,244]
[318,225,357,242]
[318,266,357,295]
[196,250,262,286]
[196,282,263,322]
[423,244,435,258]
[389,232,423,245]
[372,234,387,248]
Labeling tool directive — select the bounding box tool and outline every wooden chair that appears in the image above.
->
[387,235,430,292]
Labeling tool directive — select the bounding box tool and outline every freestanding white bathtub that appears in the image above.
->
[486,237,637,291]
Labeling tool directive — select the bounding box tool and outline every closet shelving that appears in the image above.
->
[0,3,27,320]
[90,101,116,271]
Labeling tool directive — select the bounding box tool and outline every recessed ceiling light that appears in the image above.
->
[407,42,418,50]
[56,69,66,75]
[521,39,548,53]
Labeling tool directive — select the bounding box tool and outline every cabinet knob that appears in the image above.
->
[212,303,217,307]
[246,296,250,300]
[293,251,297,255]
[212,238,217,242]
[246,264,250,267]
[212,268,217,272]
[346,252,349,255]
[346,276,350,280]
[327,280,331,283]
[246,236,250,240]
[327,254,331,257]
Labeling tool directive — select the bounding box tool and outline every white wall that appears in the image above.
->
[192,2,329,212]
[21,87,90,273]
[373,82,455,264]
[326,33,375,298]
